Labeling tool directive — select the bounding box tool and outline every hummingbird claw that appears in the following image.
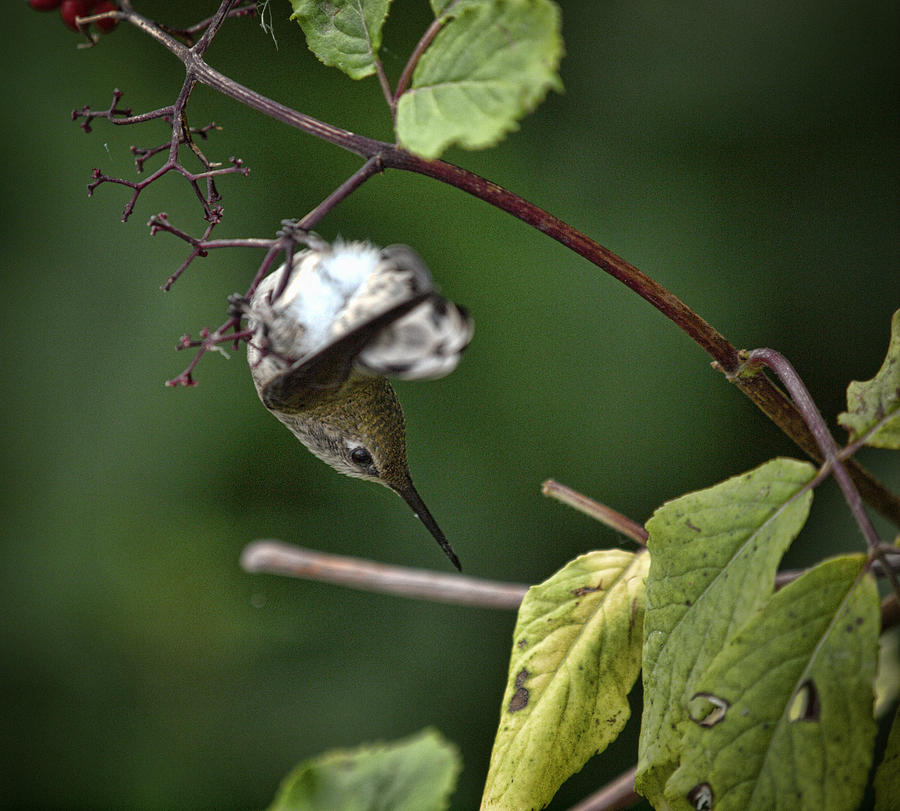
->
[227,293,249,319]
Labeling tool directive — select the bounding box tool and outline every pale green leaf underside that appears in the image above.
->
[874,706,900,811]
[267,728,460,811]
[837,308,900,448]
[481,549,650,811]
[665,556,878,811]
[396,0,564,159]
[290,0,391,80]
[636,458,816,807]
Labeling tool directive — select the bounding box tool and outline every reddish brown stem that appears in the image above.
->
[81,1,900,526]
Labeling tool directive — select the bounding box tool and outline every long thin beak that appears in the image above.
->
[398,482,461,571]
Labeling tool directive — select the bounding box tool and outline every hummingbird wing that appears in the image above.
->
[259,290,432,411]
[345,245,474,380]
[253,242,472,408]
[356,297,473,380]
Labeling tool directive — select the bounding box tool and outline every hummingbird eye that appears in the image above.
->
[349,447,374,468]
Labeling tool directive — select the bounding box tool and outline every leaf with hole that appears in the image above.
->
[481,549,650,810]
[635,457,816,807]
[665,555,879,811]
[266,727,460,811]
[396,0,563,159]
[838,308,900,448]
[289,0,392,80]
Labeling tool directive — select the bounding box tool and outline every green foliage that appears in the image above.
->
[429,0,530,23]
[266,728,461,811]
[289,0,564,159]
[289,0,392,80]
[396,0,563,158]
[481,549,650,810]
[665,555,879,811]
[838,308,900,449]
[635,457,816,806]
[875,706,900,811]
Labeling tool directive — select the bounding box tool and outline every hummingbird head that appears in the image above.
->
[281,375,461,570]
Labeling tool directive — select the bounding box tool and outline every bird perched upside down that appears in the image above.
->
[235,235,473,569]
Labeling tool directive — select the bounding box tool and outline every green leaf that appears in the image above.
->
[396,0,564,159]
[429,0,454,16]
[289,0,392,80]
[665,555,879,811]
[837,308,900,448]
[267,728,461,811]
[481,549,650,810]
[429,0,487,18]
[875,705,900,811]
[635,458,816,807]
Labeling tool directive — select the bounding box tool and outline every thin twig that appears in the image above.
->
[180,2,257,41]
[297,155,384,232]
[392,15,445,114]
[373,57,395,110]
[241,541,528,608]
[542,480,648,546]
[744,349,900,598]
[743,349,899,596]
[566,767,640,811]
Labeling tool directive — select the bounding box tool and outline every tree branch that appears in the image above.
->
[241,541,528,609]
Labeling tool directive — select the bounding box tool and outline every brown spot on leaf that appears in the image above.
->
[572,582,602,596]
[517,638,528,650]
[514,668,529,688]
[508,687,529,712]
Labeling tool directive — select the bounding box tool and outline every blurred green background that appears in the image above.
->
[3,1,898,808]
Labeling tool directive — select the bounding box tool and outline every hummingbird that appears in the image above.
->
[235,235,473,570]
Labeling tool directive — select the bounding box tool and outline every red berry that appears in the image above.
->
[28,0,63,10]
[93,1,118,33]
[59,0,94,31]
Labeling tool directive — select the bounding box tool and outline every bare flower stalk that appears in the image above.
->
[542,479,648,545]
[241,540,528,609]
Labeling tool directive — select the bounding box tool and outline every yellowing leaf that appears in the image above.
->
[481,549,650,810]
